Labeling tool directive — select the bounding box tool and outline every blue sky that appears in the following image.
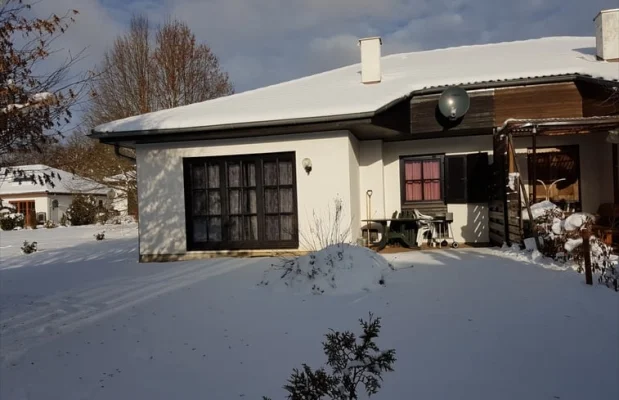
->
[35,0,619,94]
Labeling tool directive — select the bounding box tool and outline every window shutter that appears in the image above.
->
[445,155,467,203]
[466,152,489,203]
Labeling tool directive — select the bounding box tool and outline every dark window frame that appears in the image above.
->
[183,152,299,251]
[527,144,582,209]
[399,154,446,205]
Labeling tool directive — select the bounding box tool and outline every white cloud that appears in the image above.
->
[25,0,619,98]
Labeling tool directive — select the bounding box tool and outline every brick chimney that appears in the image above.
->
[358,37,382,84]
[594,9,619,61]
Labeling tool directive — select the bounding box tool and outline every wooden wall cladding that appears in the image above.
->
[576,80,619,117]
[409,91,495,134]
[494,82,583,124]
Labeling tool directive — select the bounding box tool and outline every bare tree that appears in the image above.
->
[151,18,233,109]
[0,0,91,160]
[84,14,233,130]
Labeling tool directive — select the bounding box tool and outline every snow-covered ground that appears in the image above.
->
[0,226,617,400]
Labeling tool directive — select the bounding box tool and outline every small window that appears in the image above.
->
[401,156,443,203]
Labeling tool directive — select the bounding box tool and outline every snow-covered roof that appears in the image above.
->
[104,171,137,183]
[0,165,110,196]
[93,37,619,135]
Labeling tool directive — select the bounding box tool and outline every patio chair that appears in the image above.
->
[412,209,434,247]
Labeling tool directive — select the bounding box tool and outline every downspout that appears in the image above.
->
[114,144,136,162]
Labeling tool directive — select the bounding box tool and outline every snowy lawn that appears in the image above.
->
[1,225,618,400]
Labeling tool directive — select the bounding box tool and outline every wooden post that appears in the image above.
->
[613,144,618,204]
[507,133,541,251]
[582,229,593,285]
[531,132,537,204]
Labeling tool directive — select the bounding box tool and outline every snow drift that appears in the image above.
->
[259,244,394,295]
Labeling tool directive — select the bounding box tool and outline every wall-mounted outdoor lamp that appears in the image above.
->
[302,158,312,175]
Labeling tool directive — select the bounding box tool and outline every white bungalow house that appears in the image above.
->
[0,164,111,225]
[91,9,619,262]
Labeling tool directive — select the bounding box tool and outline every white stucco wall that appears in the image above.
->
[136,131,357,256]
[1,194,48,220]
[382,135,493,244]
[46,194,76,223]
[348,135,361,243]
[135,129,614,254]
[359,140,386,221]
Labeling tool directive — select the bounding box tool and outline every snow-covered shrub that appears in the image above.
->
[96,210,110,225]
[43,220,57,229]
[263,314,396,400]
[532,202,617,287]
[94,231,105,241]
[21,240,37,254]
[0,213,24,231]
[593,241,619,291]
[300,197,351,251]
[66,195,101,226]
[259,244,393,295]
[60,213,68,227]
[107,214,136,225]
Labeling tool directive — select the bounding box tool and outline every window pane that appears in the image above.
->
[229,189,241,215]
[279,161,293,185]
[265,216,279,241]
[423,160,440,179]
[264,162,277,186]
[406,182,423,201]
[228,216,241,241]
[424,181,441,200]
[192,190,206,215]
[279,188,293,213]
[244,162,256,187]
[208,217,222,241]
[207,164,220,188]
[265,189,279,213]
[228,163,241,187]
[405,161,422,180]
[193,217,207,242]
[244,189,257,214]
[192,165,206,189]
[281,215,293,240]
[243,216,258,241]
[208,191,221,215]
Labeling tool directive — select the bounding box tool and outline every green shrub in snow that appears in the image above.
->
[66,195,103,226]
[263,313,396,400]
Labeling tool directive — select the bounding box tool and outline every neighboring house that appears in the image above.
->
[92,9,619,262]
[103,170,137,217]
[0,164,111,225]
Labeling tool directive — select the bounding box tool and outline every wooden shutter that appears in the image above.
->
[466,152,489,203]
[445,152,489,204]
[445,155,467,203]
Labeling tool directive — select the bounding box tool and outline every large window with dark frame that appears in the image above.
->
[527,145,581,211]
[184,152,298,250]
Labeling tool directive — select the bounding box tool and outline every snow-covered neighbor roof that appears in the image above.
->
[0,165,110,196]
[94,37,619,134]
[103,170,137,183]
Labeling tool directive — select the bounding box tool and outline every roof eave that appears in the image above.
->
[90,73,619,141]
[90,111,377,140]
